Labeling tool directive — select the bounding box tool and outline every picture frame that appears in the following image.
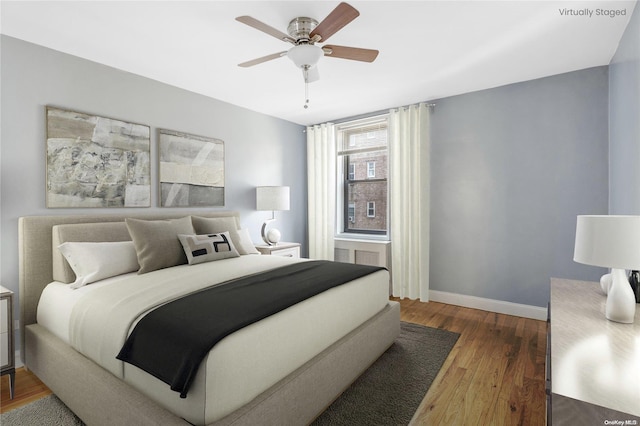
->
[46,106,151,208]
[158,129,225,207]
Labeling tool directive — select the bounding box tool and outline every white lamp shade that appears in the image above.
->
[256,186,290,211]
[287,44,323,68]
[574,215,640,270]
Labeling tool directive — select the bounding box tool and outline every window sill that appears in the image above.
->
[335,234,390,243]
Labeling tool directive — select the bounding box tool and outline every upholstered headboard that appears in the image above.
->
[18,211,241,359]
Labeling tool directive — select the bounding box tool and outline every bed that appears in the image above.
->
[19,211,400,425]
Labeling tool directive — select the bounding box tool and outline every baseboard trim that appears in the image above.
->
[429,290,547,321]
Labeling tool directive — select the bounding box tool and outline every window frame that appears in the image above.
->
[335,114,389,240]
[348,202,355,223]
[367,161,376,178]
[367,201,376,217]
[348,163,355,180]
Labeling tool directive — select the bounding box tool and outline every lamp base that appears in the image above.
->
[605,268,636,324]
[600,273,612,295]
[629,270,640,303]
[261,219,282,246]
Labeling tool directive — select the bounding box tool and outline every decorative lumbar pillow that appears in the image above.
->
[236,228,260,255]
[58,241,139,289]
[126,216,195,274]
[178,232,240,265]
[191,215,258,255]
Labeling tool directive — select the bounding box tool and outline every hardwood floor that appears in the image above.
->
[400,299,547,426]
[0,299,547,425]
[0,367,51,413]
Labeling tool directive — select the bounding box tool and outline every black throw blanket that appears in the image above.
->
[116,260,384,398]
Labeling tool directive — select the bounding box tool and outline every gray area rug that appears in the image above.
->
[1,395,83,426]
[1,322,458,426]
[312,321,459,425]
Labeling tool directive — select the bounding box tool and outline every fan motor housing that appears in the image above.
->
[287,17,318,42]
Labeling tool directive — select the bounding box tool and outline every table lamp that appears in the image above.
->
[573,215,640,323]
[256,186,290,245]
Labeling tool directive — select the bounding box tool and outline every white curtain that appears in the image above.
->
[389,103,430,301]
[307,123,336,260]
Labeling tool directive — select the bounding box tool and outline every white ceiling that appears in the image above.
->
[1,1,636,125]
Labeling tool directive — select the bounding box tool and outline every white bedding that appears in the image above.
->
[37,272,137,343]
[37,255,389,425]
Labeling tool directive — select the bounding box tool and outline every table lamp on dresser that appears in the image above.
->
[573,215,640,323]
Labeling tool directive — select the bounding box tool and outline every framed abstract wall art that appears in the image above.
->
[46,106,151,208]
[158,129,225,207]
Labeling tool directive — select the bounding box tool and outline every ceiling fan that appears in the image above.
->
[236,2,379,87]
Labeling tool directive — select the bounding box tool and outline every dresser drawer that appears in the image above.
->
[0,298,7,334]
[270,246,300,258]
[255,243,301,258]
[0,287,15,399]
[0,294,13,371]
[0,332,8,367]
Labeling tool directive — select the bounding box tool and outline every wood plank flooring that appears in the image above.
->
[0,367,51,413]
[0,299,547,424]
[402,298,547,425]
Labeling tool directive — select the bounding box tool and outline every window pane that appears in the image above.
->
[347,151,386,180]
[346,182,387,232]
[348,163,355,180]
[337,115,388,236]
[339,125,387,153]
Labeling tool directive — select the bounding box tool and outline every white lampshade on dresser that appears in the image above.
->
[574,215,640,323]
[256,186,290,246]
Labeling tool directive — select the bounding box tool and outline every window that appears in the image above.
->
[367,161,375,178]
[348,163,355,180]
[367,201,375,217]
[336,115,388,237]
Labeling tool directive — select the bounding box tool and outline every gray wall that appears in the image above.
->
[609,4,640,215]
[0,36,307,323]
[430,67,610,308]
[0,28,630,322]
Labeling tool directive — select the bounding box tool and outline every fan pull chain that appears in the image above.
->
[305,80,310,109]
[303,66,310,109]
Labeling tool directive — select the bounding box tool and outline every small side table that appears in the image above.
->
[255,242,301,258]
[1,285,15,399]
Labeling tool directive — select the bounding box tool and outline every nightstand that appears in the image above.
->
[1,286,15,399]
[255,242,301,258]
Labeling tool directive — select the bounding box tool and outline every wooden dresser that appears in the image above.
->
[548,278,640,425]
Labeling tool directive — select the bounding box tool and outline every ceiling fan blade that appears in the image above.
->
[238,51,287,68]
[236,16,295,44]
[323,45,379,62]
[310,2,359,42]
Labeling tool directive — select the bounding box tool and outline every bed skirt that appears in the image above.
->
[25,301,400,426]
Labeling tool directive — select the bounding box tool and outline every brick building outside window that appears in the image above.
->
[337,117,388,236]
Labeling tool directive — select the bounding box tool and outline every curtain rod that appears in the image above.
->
[308,102,436,128]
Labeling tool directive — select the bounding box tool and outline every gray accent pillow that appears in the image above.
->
[126,216,195,274]
[191,215,258,255]
[178,232,240,265]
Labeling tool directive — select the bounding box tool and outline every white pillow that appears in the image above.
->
[236,228,260,255]
[58,241,139,289]
[178,232,240,265]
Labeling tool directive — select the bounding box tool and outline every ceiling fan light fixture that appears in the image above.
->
[287,44,323,69]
